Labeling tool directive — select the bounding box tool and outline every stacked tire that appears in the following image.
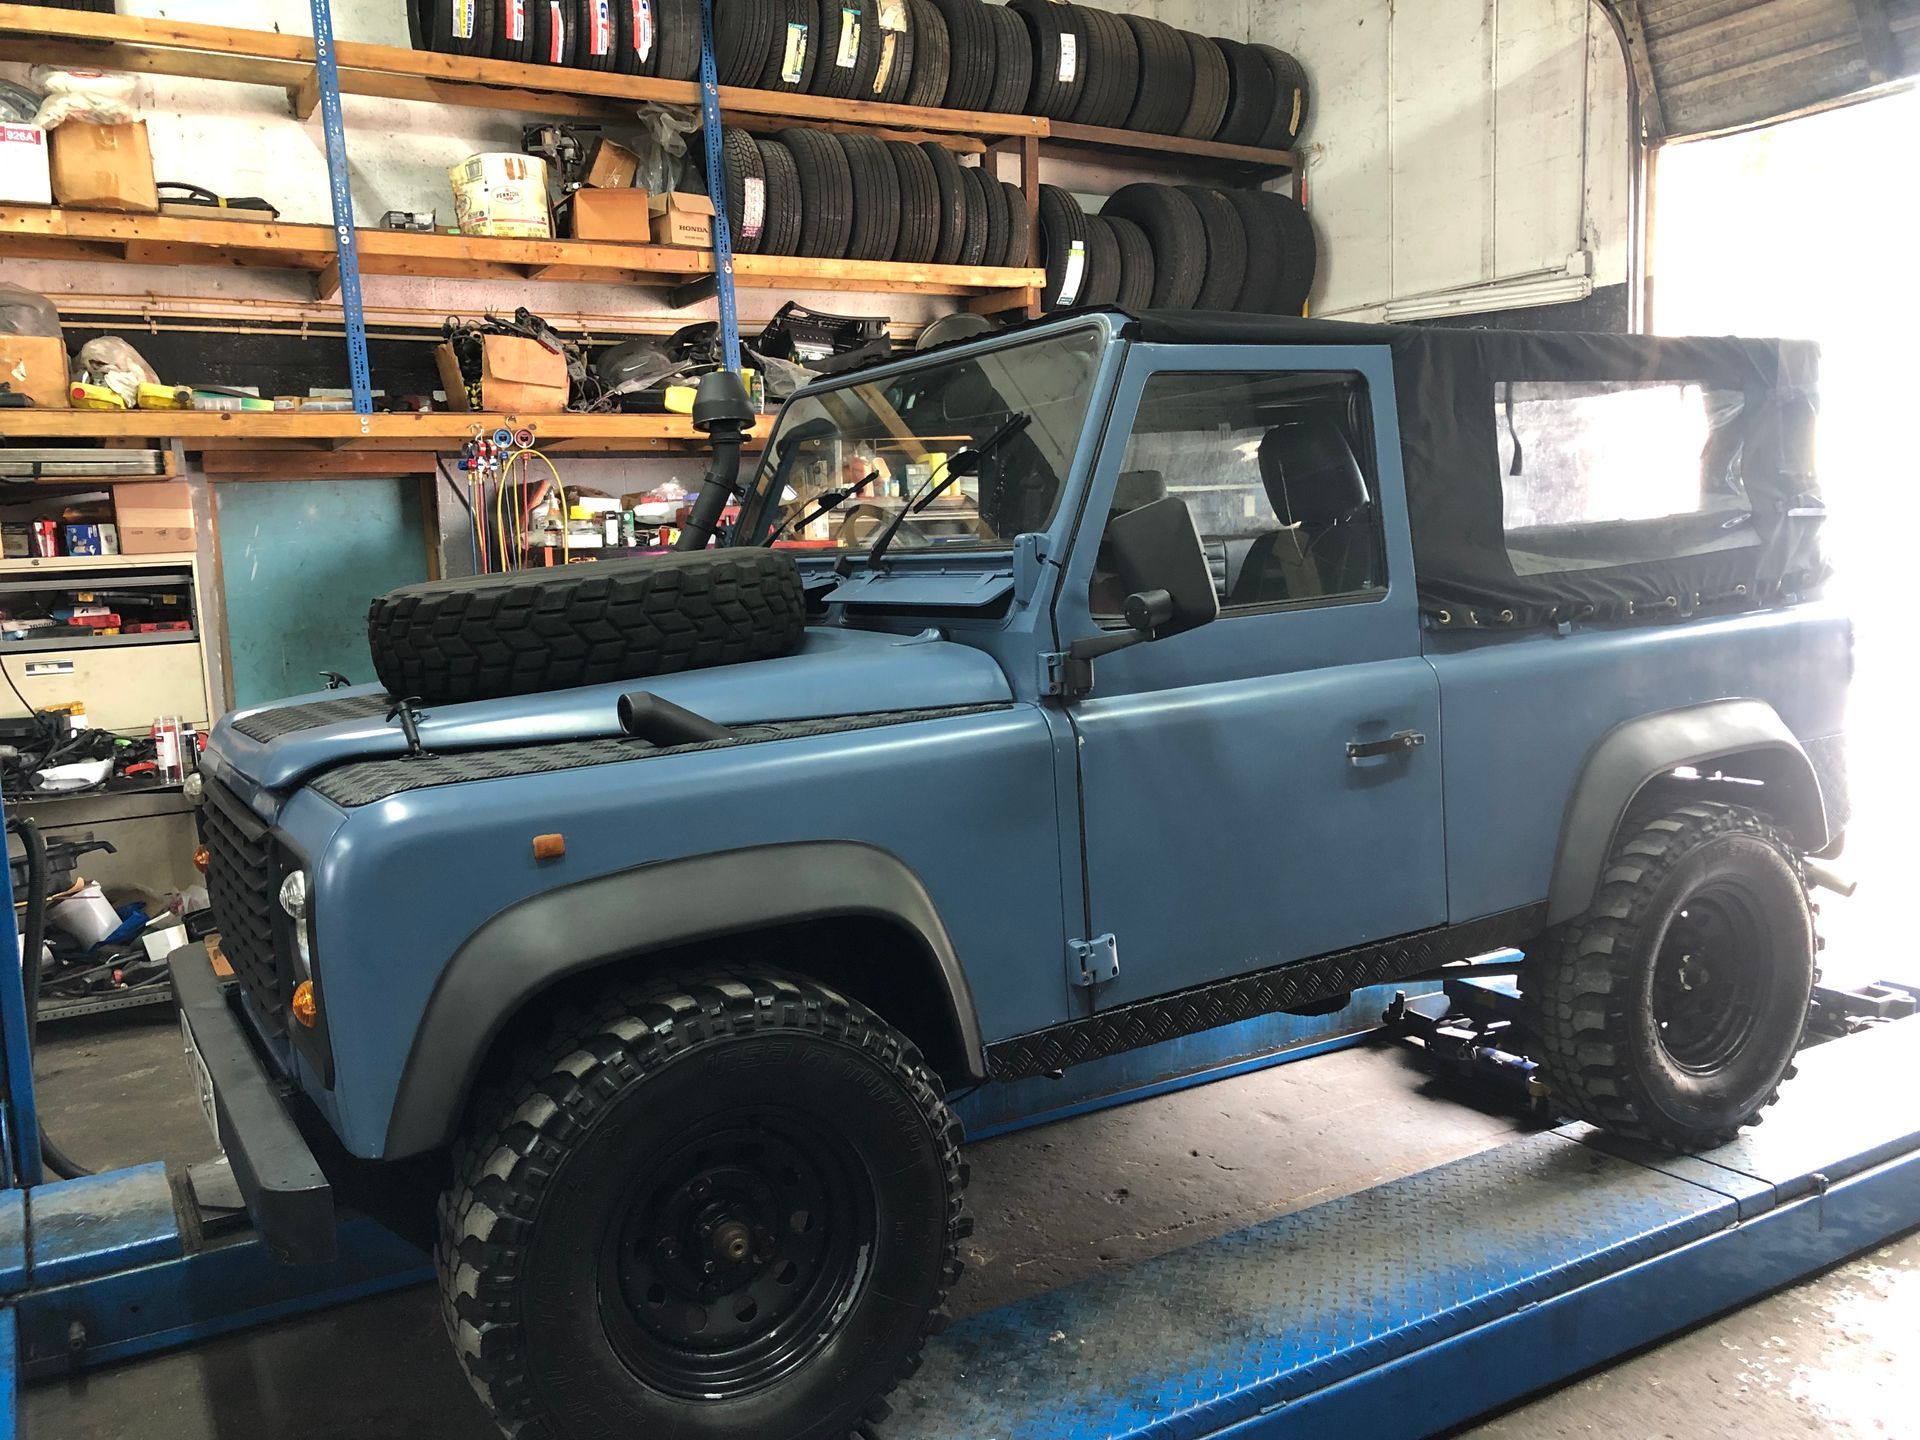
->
[1037,184,1316,316]
[404,2,1308,153]
[693,126,1027,266]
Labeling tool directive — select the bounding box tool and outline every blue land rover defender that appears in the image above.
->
[175,310,1845,1440]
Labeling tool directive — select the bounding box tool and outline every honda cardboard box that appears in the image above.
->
[0,123,52,205]
[113,482,196,554]
[651,190,715,248]
[434,334,569,414]
[49,121,159,213]
[0,336,71,409]
[558,187,653,242]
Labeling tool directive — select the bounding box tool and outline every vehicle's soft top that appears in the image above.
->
[1121,310,1827,628]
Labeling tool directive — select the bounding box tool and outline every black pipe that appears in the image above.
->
[10,815,94,1180]
[618,691,735,746]
[675,370,758,552]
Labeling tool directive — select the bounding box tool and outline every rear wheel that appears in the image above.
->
[439,970,969,1440]
[1523,802,1816,1150]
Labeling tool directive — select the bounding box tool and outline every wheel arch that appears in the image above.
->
[383,840,985,1158]
[1546,698,1830,927]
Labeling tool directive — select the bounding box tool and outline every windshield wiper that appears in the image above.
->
[855,412,1032,577]
[769,469,878,543]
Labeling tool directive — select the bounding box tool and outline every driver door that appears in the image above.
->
[1053,348,1448,1010]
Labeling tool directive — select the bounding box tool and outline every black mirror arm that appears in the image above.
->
[1062,589,1176,693]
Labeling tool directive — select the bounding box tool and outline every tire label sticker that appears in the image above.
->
[878,0,907,30]
[874,30,897,94]
[1058,239,1086,306]
[742,175,766,241]
[549,1,565,61]
[508,0,526,43]
[837,9,861,68]
[1289,87,1303,135]
[591,0,611,55]
[454,0,474,40]
[1057,33,1078,83]
[781,21,809,82]
[634,0,653,60]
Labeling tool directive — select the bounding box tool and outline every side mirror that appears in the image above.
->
[1065,496,1219,688]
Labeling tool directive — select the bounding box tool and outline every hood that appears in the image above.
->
[208,626,1013,796]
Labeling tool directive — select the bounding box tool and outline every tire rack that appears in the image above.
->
[0,1,1296,336]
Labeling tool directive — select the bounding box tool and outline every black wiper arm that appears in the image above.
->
[861,412,1032,575]
[771,470,878,542]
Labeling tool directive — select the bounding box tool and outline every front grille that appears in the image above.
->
[201,779,286,1034]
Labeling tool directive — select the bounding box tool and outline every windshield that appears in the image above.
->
[734,326,1105,552]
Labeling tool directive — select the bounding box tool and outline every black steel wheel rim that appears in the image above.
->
[601,1109,875,1399]
[1651,882,1769,1072]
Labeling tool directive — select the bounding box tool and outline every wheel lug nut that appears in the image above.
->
[703,1260,716,1276]
[690,1179,711,1200]
[658,1238,680,1260]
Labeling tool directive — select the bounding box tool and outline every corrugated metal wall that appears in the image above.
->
[1621,0,1919,138]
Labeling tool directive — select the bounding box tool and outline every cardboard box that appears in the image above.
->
[434,335,569,414]
[651,190,716,248]
[113,482,195,554]
[49,121,159,213]
[0,123,52,205]
[559,187,653,242]
[449,151,551,239]
[581,137,640,190]
[0,336,71,409]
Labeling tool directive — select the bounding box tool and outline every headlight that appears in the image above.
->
[278,870,308,921]
[183,771,205,804]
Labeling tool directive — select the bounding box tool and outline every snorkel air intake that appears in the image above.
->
[675,370,757,551]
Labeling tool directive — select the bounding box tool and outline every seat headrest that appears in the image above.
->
[1112,469,1167,514]
[1258,419,1369,529]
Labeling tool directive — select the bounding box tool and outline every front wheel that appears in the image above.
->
[437,971,969,1440]
[1523,801,1816,1150]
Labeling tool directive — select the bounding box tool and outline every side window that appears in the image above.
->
[1089,371,1386,618]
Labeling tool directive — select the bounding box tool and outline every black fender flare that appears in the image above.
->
[1546,698,1830,927]
[382,841,984,1158]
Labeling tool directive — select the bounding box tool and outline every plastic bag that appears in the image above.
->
[630,103,701,195]
[76,337,160,408]
[0,282,62,339]
[31,66,138,129]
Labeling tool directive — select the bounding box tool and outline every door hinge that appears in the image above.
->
[1069,933,1119,988]
[1038,650,1092,700]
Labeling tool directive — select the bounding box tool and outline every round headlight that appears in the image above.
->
[183,771,205,804]
[278,870,308,921]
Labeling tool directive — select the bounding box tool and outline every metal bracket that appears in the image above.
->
[307,0,373,425]
[1038,650,1092,701]
[1069,934,1119,989]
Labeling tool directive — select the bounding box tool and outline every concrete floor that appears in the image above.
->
[20,998,1919,1440]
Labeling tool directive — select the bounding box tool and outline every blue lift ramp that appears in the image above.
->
[885,1017,1920,1440]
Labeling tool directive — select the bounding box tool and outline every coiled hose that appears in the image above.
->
[10,814,95,1180]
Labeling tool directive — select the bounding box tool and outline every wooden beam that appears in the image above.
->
[1851,0,1902,83]
[199,451,438,478]
[314,257,341,302]
[289,69,322,120]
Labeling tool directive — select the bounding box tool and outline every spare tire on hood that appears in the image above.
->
[367,549,807,706]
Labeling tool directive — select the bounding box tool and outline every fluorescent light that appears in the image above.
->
[1381,272,1595,324]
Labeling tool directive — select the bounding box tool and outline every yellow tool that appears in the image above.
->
[68,382,129,410]
[136,383,194,410]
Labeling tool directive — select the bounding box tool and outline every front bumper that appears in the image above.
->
[170,941,337,1265]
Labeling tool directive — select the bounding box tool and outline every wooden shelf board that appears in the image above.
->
[0,552,197,573]
[0,4,1045,142]
[0,410,761,457]
[0,207,1042,304]
[1043,122,1296,178]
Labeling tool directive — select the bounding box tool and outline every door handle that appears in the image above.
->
[1347,730,1426,761]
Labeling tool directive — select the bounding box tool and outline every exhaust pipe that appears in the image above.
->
[1803,857,1858,898]
[675,370,757,552]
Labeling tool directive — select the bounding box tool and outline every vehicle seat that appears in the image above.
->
[1228,419,1373,605]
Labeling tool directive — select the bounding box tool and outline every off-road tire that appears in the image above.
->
[980,1,1032,114]
[438,970,970,1440]
[367,549,806,705]
[1522,802,1817,1151]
